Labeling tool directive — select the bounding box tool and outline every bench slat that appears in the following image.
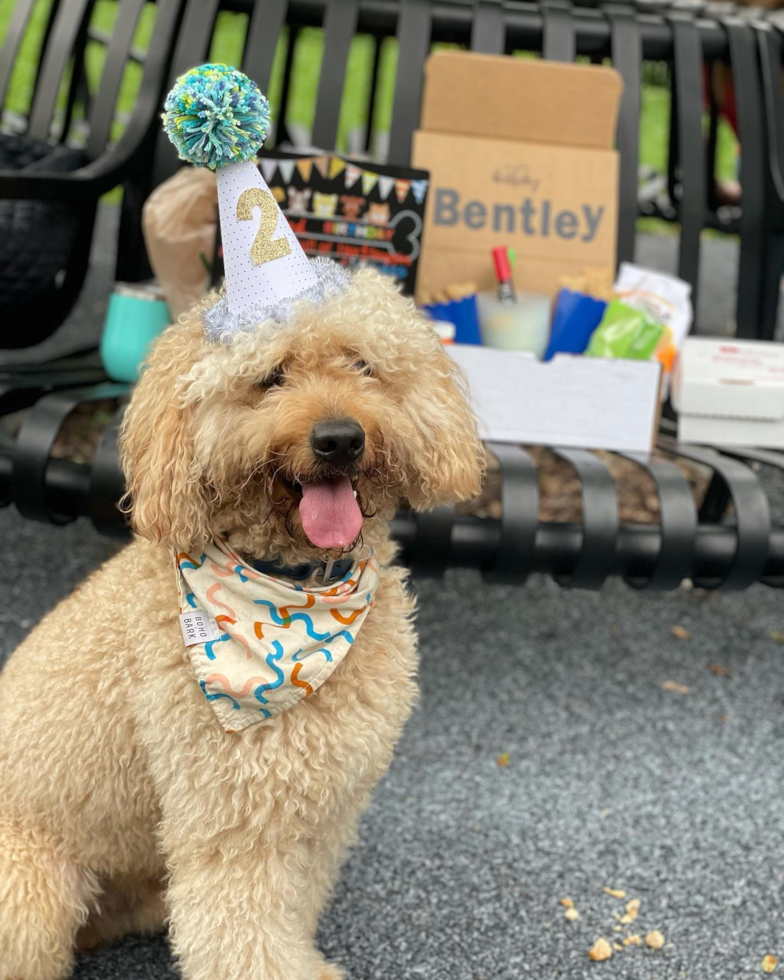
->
[312,0,359,151]
[10,383,128,526]
[0,0,39,112]
[86,0,149,157]
[407,506,455,578]
[668,13,705,312]
[27,0,92,140]
[666,443,772,590]
[551,448,619,588]
[243,0,288,93]
[726,18,767,340]
[471,0,506,55]
[607,5,641,266]
[542,2,576,63]
[388,0,432,166]
[483,444,539,585]
[152,0,222,186]
[619,453,697,590]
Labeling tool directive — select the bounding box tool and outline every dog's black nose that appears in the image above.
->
[311,419,365,467]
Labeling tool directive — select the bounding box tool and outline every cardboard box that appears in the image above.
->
[413,53,622,304]
[448,345,661,453]
[673,338,784,449]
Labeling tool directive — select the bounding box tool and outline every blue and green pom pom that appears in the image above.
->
[162,63,270,170]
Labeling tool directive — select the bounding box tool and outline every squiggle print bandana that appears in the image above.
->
[174,539,379,733]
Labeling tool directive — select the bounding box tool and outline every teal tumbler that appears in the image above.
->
[100,283,171,383]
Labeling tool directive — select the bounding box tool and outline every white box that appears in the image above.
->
[447,344,661,453]
[672,338,784,449]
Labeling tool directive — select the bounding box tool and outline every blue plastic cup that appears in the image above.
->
[100,283,171,383]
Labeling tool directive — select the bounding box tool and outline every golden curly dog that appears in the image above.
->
[0,267,483,980]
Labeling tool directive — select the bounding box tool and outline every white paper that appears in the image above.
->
[447,345,661,453]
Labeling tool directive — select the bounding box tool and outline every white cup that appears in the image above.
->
[476,291,552,356]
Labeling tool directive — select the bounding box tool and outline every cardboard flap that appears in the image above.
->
[420,51,623,150]
[680,379,784,422]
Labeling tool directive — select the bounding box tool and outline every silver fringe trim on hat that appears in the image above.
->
[201,258,352,344]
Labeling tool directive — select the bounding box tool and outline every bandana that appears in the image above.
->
[174,540,379,732]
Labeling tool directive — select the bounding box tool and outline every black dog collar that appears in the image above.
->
[248,556,354,584]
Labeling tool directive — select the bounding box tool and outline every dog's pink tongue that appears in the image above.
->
[299,476,362,549]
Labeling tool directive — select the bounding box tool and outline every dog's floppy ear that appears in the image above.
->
[404,351,485,510]
[120,319,211,549]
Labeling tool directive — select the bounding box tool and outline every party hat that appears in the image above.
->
[162,64,349,343]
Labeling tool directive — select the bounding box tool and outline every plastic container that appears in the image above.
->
[100,283,171,383]
[476,291,552,356]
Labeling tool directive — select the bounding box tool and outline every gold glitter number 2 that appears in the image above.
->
[236,187,292,266]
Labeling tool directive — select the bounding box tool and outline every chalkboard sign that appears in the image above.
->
[214,153,429,296]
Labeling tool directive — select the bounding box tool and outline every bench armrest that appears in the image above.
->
[0,124,154,202]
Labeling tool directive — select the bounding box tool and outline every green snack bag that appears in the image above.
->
[586,300,660,359]
[627,316,664,360]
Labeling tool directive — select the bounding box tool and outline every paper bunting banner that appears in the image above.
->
[313,156,330,179]
[361,171,378,195]
[278,159,296,183]
[296,158,314,182]
[345,163,362,188]
[377,175,395,200]
[329,158,346,180]
[411,179,428,205]
[259,159,278,183]
[394,178,410,203]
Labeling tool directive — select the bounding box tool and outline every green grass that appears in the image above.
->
[0,1,741,228]
[640,80,738,180]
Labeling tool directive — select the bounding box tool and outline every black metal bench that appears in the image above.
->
[1,0,783,592]
[0,0,184,411]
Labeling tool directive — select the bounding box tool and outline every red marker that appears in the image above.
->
[492,246,517,304]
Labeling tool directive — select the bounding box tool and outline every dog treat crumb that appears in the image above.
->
[762,955,778,973]
[620,898,641,924]
[646,930,665,949]
[564,908,580,922]
[623,935,643,947]
[708,663,732,677]
[613,943,623,952]
[613,925,623,932]
[662,680,691,695]
[671,625,691,639]
[497,753,510,767]
[603,887,627,899]
[588,938,613,962]
[560,897,574,908]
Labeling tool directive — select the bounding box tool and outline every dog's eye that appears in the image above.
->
[256,368,285,389]
[352,359,373,378]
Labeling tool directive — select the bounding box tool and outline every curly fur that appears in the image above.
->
[0,267,484,980]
